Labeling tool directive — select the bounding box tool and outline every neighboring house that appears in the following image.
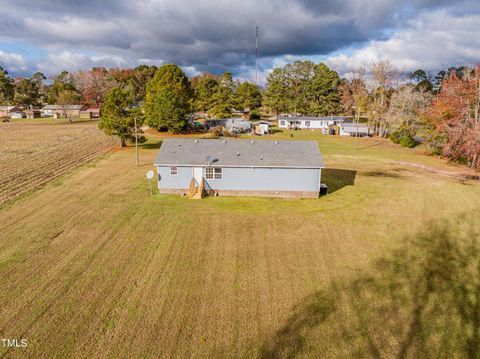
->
[42,104,86,117]
[278,116,346,131]
[10,112,25,119]
[339,123,370,137]
[253,121,270,135]
[205,118,252,133]
[0,106,23,118]
[154,138,325,198]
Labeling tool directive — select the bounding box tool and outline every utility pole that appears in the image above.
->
[255,24,259,83]
[354,108,360,151]
[134,115,139,166]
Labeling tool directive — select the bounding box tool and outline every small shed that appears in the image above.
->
[26,109,42,119]
[339,123,370,137]
[86,108,101,118]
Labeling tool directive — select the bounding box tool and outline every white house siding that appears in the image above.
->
[278,119,335,130]
[156,165,321,194]
[339,126,370,136]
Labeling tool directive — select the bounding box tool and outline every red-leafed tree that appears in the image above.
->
[425,66,480,169]
[74,68,117,107]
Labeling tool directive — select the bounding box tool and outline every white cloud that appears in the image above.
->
[0,50,29,74]
[36,51,128,75]
[325,10,480,74]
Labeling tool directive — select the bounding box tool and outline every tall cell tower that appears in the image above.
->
[255,24,259,83]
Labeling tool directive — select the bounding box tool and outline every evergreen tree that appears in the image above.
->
[308,63,343,116]
[13,78,40,109]
[235,82,262,111]
[210,72,236,118]
[193,77,219,112]
[0,66,14,104]
[99,87,145,147]
[144,64,191,132]
[263,68,288,115]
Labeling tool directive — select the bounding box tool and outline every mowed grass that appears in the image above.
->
[0,129,479,358]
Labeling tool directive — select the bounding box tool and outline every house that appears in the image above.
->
[278,116,346,131]
[0,106,23,118]
[338,123,370,137]
[154,139,325,198]
[42,104,86,117]
[42,105,61,117]
[253,121,270,135]
[10,112,25,119]
[205,118,252,133]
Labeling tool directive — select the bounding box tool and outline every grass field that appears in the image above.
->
[0,126,479,358]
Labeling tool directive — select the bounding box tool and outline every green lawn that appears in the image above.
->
[0,129,479,358]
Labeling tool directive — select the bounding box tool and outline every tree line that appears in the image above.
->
[0,60,478,170]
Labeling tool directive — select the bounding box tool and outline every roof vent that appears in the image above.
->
[260,156,263,160]
[223,140,227,143]
[195,140,199,143]
[275,141,279,144]
[236,152,240,156]
[251,140,255,143]
[178,144,182,147]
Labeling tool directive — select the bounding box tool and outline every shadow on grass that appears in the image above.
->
[259,215,480,359]
[139,140,162,150]
[322,168,357,194]
[361,170,405,178]
[357,139,388,151]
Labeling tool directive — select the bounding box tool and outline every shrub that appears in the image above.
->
[390,126,418,148]
[212,125,224,137]
[249,110,261,120]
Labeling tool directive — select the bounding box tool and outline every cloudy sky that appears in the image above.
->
[1,0,480,81]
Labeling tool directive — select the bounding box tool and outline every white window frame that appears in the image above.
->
[170,166,178,175]
[305,121,310,127]
[206,167,222,180]
[280,120,285,126]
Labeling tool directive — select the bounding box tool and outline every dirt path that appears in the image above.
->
[394,160,479,181]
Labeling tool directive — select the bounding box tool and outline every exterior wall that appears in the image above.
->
[157,166,192,189]
[339,126,370,136]
[278,119,335,130]
[156,165,322,197]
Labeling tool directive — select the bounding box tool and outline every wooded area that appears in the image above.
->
[0,61,478,169]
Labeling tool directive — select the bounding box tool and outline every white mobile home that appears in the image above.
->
[154,139,325,198]
[278,116,346,131]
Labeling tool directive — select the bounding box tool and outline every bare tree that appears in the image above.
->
[370,61,400,137]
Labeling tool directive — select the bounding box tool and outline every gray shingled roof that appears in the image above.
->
[154,139,324,168]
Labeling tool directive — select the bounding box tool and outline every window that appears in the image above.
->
[206,167,222,180]
[170,166,178,175]
[305,121,310,127]
[280,120,285,126]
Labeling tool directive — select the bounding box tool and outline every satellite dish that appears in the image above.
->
[146,170,154,180]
